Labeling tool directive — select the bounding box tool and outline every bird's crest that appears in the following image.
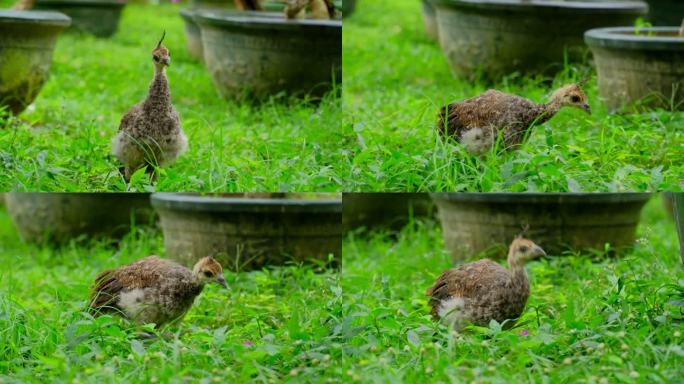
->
[157,31,166,48]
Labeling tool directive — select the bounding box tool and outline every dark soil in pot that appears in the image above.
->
[431,193,650,262]
[0,10,70,115]
[34,0,125,38]
[343,193,435,234]
[585,27,684,111]
[151,193,342,271]
[5,193,155,244]
[194,10,341,100]
[430,0,647,80]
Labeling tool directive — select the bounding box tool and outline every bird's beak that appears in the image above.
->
[582,103,591,115]
[217,274,228,290]
[532,245,547,258]
[162,57,170,66]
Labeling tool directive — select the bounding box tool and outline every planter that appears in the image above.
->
[644,0,684,26]
[585,27,684,111]
[151,193,342,271]
[422,0,438,41]
[0,11,70,115]
[194,10,342,99]
[180,9,203,61]
[673,193,684,264]
[343,193,435,233]
[431,0,647,79]
[34,0,126,38]
[343,0,356,17]
[431,193,650,262]
[5,193,155,244]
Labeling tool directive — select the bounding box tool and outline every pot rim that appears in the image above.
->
[194,9,342,30]
[0,10,72,27]
[151,193,342,214]
[429,0,647,14]
[430,193,652,204]
[585,27,684,51]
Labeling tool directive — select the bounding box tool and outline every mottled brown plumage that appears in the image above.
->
[88,256,227,327]
[235,0,262,10]
[426,237,546,331]
[285,0,336,19]
[12,0,35,10]
[112,32,187,182]
[437,83,590,155]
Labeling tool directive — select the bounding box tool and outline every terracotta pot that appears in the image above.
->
[430,0,647,80]
[194,10,341,99]
[151,193,342,271]
[34,0,125,38]
[585,27,684,111]
[5,193,155,244]
[0,10,70,115]
[431,193,650,262]
[343,193,435,233]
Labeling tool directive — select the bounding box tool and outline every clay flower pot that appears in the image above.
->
[194,10,342,100]
[151,193,342,271]
[430,0,647,80]
[34,0,126,38]
[0,10,70,115]
[5,193,155,244]
[421,0,438,41]
[585,26,684,111]
[343,193,435,233]
[431,193,651,262]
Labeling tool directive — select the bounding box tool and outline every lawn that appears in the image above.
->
[0,207,344,383]
[341,0,684,192]
[0,3,344,192]
[341,195,684,382]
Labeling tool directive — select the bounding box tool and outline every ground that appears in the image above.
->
[341,195,683,382]
[342,0,684,192]
[0,3,344,192]
[0,207,343,383]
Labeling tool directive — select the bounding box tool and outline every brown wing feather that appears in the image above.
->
[425,259,508,319]
[88,256,169,315]
[118,103,141,132]
[235,0,262,10]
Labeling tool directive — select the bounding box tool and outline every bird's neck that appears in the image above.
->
[537,98,562,125]
[509,264,530,291]
[144,69,172,111]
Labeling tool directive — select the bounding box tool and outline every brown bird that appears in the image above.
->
[437,83,591,155]
[112,32,187,183]
[88,256,227,328]
[12,0,35,10]
[235,0,262,10]
[425,237,546,331]
[285,0,336,19]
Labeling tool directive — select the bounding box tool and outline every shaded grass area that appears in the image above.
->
[0,208,343,383]
[341,196,684,382]
[341,0,684,191]
[0,3,344,192]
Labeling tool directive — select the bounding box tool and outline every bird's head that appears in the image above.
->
[550,83,591,115]
[192,256,228,289]
[152,31,171,71]
[507,237,546,268]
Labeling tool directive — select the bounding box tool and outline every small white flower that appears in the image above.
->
[629,371,639,378]
[597,343,605,350]
[289,369,298,377]
[674,331,681,338]
[563,357,572,365]
[599,378,608,384]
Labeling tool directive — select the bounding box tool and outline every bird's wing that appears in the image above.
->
[118,103,141,132]
[425,259,508,318]
[88,256,169,313]
[437,90,539,139]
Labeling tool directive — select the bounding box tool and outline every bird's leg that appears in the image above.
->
[124,167,133,183]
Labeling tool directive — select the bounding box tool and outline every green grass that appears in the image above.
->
[341,0,684,192]
[0,3,344,192]
[341,195,684,382]
[0,207,344,383]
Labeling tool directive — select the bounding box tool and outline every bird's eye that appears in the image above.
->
[153,56,159,62]
[203,271,213,278]
[571,95,580,103]
[518,245,528,253]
